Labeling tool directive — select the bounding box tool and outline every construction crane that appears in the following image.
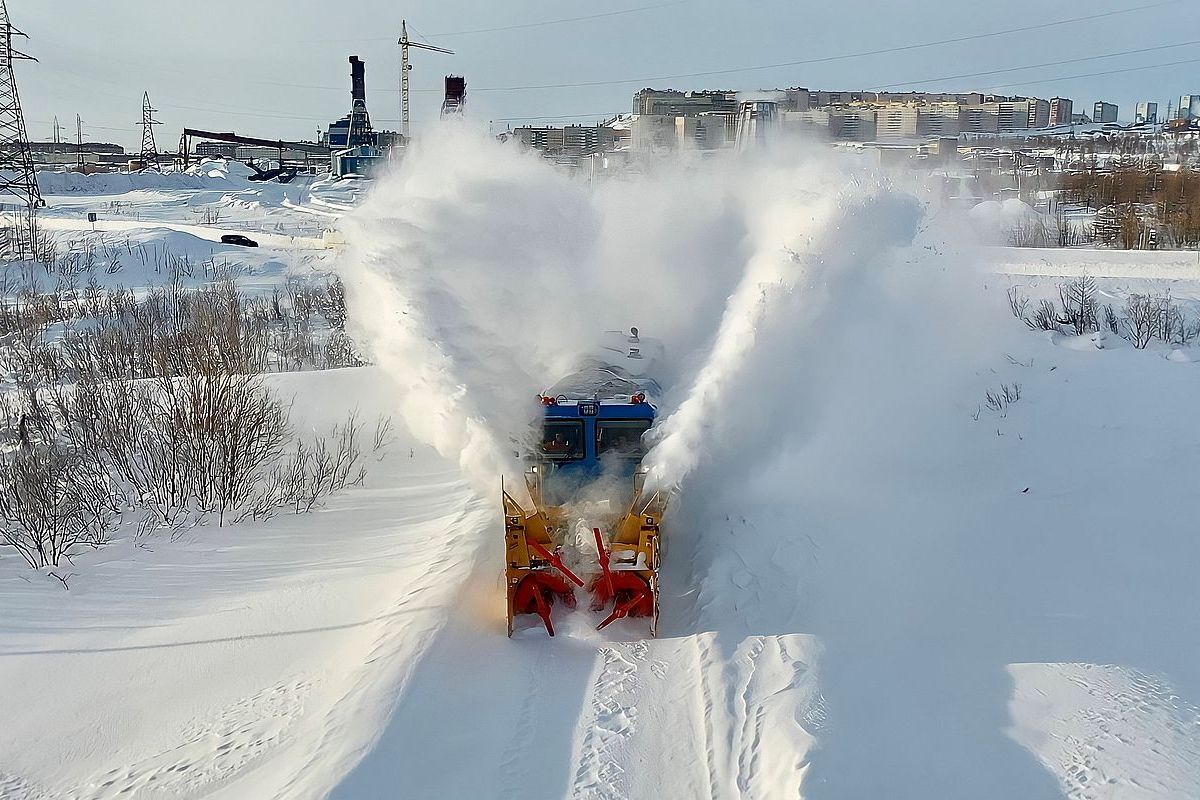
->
[398,20,453,139]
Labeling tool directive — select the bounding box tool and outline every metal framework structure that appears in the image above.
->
[0,0,42,213]
[139,91,162,171]
[176,128,332,169]
[398,20,452,139]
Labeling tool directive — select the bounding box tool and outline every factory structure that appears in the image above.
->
[320,56,405,178]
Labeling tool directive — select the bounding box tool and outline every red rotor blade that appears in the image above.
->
[593,527,615,599]
[596,590,649,631]
[530,583,555,637]
[527,539,584,587]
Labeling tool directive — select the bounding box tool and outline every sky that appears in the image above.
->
[12,0,1200,151]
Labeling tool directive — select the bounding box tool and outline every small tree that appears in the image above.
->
[1058,277,1098,336]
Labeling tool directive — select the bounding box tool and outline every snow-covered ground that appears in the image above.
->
[2,132,1200,799]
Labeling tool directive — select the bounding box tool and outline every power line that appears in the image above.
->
[457,0,1185,92]
[302,1,688,43]
[870,39,1200,91]
[202,0,1184,96]
[29,0,1189,133]
[430,2,688,37]
[984,54,1200,90]
[490,112,623,122]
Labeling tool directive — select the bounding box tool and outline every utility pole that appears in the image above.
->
[398,20,452,140]
[75,114,83,166]
[0,0,42,222]
[52,115,60,147]
[139,91,162,171]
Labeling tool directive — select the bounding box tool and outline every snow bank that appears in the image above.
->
[969,198,1045,244]
[34,160,251,196]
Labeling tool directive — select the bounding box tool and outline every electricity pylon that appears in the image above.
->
[139,91,162,171]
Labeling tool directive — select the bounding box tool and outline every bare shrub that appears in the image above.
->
[161,374,291,525]
[984,383,1022,417]
[1103,303,1120,334]
[0,438,118,568]
[1008,215,1053,248]
[1031,299,1062,332]
[1007,286,1032,328]
[1123,294,1160,349]
[372,416,395,458]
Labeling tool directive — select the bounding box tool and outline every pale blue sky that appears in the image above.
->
[14,0,1200,149]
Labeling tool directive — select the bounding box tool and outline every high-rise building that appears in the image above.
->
[632,89,738,117]
[1027,98,1051,129]
[1049,97,1073,126]
[1093,101,1119,124]
[1178,95,1200,121]
[1135,102,1159,124]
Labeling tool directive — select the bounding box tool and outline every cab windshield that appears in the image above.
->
[541,420,585,460]
[596,419,652,458]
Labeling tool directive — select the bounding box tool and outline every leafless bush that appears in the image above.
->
[1123,294,1159,349]
[1007,286,1032,328]
[0,437,118,568]
[984,383,1022,417]
[372,416,395,458]
[160,374,291,525]
[238,412,378,522]
[1031,299,1061,332]
[1103,303,1120,334]
[1008,215,1053,248]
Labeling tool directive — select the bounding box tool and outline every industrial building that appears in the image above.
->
[1136,102,1159,124]
[325,56,379,149]
[320,56,405,178]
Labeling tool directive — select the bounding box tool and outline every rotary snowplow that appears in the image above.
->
[503,329,668,637]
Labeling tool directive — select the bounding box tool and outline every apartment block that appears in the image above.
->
[1049,97,1073,126]
[632,89,739,117]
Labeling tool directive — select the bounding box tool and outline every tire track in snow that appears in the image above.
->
[1010,663,1200,799]
[694,634,726,799]
[728,636,821,800]
[570,642,648,800]
[734,637,768,798]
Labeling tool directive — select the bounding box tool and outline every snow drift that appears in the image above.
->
[34,159,254,196]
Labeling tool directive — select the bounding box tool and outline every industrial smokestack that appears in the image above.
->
[350,56,366,109]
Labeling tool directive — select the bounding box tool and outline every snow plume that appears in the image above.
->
[338,122,933,496]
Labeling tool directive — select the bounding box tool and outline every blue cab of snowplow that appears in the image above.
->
[536,392,656,506]
[540,396,656,474]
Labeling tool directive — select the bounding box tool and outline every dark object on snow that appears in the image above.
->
[247,164,298,183]
[221,234,259,248]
